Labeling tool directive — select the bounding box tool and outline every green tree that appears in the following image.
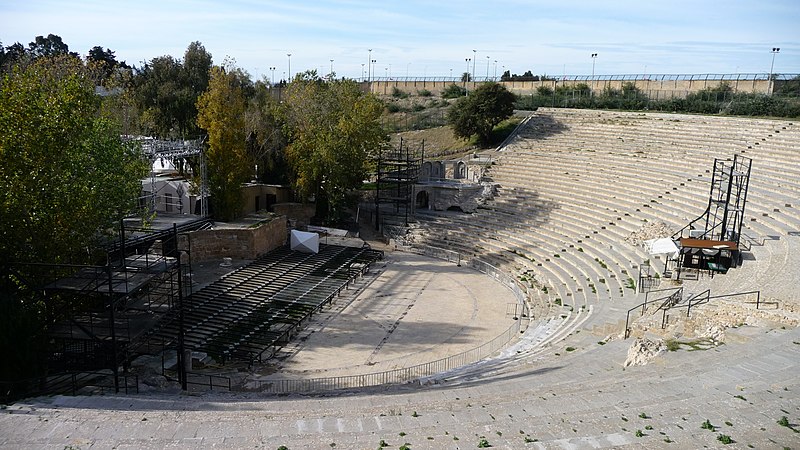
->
[0,55,147,384]
[282,72,387,222]
[447,81,516,144]
[246,79,288,184]
[0,54,147,266]
[196,61,251,221]
[134,41,213,138]
[27,34,76,59]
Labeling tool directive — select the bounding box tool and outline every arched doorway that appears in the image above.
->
[416,191,429,209]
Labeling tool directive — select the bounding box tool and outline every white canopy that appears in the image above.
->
[644,238,679,257]
[290,230,319,254]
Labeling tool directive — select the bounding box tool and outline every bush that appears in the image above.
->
[391,87,409,98]
[412,102,425,112]
[417,88,432,97]
[442,83,466,99]
[536,85,554,96]
[386,102,401,113]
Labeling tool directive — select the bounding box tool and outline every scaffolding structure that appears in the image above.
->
[124,136,208,217]
[0,220,216,401]
[374,138,423,229]
[666,154,752,279]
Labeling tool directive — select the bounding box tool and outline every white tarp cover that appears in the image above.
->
[644,238,679,257]
[290,230,319,254]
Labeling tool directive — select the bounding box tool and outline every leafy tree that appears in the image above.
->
[134,41,213,138]
[246,79,288,184]
[86,46,127,81]
[447,82,516,144]
[0,55,148,386]
[1,42,31,73]
[27,34,76,58]
[282,72,387,222]
[196,61,251,221]
[0,54,147,266]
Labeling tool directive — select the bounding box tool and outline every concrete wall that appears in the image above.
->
[241,184,293,216]
[272,202,315,228]
[369,78,776,99]
[179,216,287,263]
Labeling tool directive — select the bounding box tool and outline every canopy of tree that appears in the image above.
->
[447,82,516,144]
[0,54,148,266]
[196,62,252,221]
[282,71,387,223]
[134,41,212,138]
[0,55,148,384]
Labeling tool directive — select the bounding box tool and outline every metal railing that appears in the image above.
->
[624,287,683,338]
[249,245,528,393]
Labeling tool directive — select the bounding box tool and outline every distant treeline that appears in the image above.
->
[514,79,800,118]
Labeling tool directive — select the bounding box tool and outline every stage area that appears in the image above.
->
[257,251,518,379]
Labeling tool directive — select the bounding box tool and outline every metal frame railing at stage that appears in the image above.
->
[250,245,530,393]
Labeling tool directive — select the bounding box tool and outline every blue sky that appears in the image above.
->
[1,0,798,81]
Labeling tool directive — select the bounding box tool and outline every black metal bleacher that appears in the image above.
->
[152,244,383,364]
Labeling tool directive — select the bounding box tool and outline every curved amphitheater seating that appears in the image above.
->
[409,108,800,338]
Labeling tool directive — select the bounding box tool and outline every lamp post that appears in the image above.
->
[330,59,334,79]
[371,59,376,81]
[269,66,275,84]
[591,53,598,77]
[472,49,476,80]
[287,53,292,81]
[769,47,780,95]
[494,60,497,79]
[368,49,372,81]
[361,63,365,81]
[486,55,490,79]
[465,58,471,81]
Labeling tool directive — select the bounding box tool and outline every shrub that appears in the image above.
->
[417,89,432,97]
[536,85,554,96]
[386,103,401,113]
[391,87,409,98]
[442,83,467,99]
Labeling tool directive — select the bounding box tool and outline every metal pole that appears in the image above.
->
[368,49,372,81]
[174,223,187,391]
[769,48,780,95]
[287,53,292,81]
[472,49,476,80]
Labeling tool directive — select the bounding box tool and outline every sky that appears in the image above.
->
[1,0,799,81]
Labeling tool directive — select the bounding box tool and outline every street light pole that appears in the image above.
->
[368,48,372,81]
[486,55,490,80]
[287,53,292,81]
[591,53,598,78]
[472,49,476,80]
[269,66,275,84]
[330,59,334,79]
[494,60,497,79]
[769,47,780,95]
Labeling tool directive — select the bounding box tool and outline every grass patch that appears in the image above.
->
[717,434,734,444]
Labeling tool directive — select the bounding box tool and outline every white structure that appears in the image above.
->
[290,230,320,254]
